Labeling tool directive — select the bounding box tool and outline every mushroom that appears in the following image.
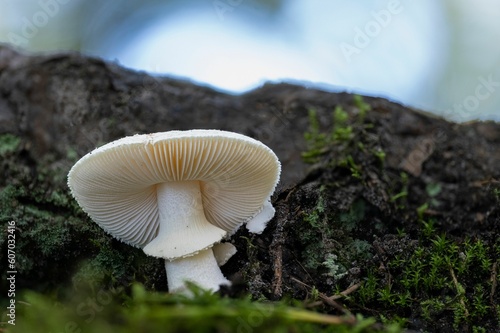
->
[68,130,280,294]
[212,242,238,267]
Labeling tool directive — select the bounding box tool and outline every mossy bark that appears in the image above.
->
[1,45,499,332]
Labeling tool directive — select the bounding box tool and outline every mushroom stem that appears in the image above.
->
[165,249,230,293]
[143,180,229,293]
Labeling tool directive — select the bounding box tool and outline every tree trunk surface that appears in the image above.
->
[1,45,499,332]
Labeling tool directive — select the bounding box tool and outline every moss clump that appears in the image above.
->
[0,134,21,156]
[349,230,500,331]
[302,106,354,164]
[0,178,106,294]
[3,283,401,333]
[291,188,375,288]
[353,94,371,121]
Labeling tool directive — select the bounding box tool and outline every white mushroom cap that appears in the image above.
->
[67,130,281,258]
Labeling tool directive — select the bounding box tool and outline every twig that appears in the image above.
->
[292,254,315,285]
[272,244,283,298]
[330,282,362,300]
[490,261,498,306]
[290,277,358,315]
[284,187,296,202]
[449,266,469,317]
[306,282,362,308]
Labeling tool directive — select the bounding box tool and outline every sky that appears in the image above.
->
[115,1,447,108]
[1,0,499,122]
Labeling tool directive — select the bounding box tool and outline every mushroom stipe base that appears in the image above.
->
[143,180,230,292]
[165,249,230,294]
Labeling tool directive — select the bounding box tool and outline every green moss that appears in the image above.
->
[302,108,329,163]
[0,134,20,155]
[338,155,362,179]
[302,106,357,164]
[1,183,96,284]
[296,189,373,283]
[372,148,385,161]
[339,198,366,231]
[3,284,401,333]
[389,172,409,205]
[303,187,326,228]
[351,233,500,330]
[73,243,128,286]
[332,106,353,141]
[1,147,119,294]
[353,95,370,121]
[66,146,79,162]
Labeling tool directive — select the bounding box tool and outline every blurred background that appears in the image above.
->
[1,0,499,122]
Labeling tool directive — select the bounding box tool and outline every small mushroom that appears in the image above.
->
[245,200,275,234]
[212,242,238,267]
[68,130,280,294]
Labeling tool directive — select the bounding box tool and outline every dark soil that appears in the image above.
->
[1,45,499,332]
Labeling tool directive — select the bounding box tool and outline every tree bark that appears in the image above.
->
[1,45,499,332]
